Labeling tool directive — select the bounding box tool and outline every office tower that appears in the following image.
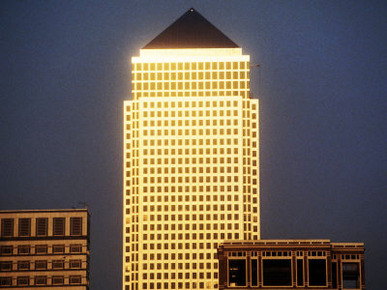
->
[123,8,259,290]
[0,209,90,289]
[218,239,365,289]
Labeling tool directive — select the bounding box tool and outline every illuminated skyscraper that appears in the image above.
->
[123,8,259,290]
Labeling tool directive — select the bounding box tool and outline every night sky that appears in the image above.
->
[1,1,386,289]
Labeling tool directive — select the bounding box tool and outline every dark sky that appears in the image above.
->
[1,0,386,289]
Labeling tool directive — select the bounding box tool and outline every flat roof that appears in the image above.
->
[220,239,364,247]
[0,208,88,214]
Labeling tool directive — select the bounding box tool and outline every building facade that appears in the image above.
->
[0,209,90,289]
[218,240,365,290]
[123,9,260,290]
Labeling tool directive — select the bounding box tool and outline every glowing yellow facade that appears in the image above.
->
[123,45,259,290]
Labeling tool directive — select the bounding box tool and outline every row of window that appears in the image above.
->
[0,244,84,256]
[127,139,257,148]
[142,183,242,192]
[129,219,255,229]
[133,90,248,98]
[131,192,255,203]
[142,234,240,243]
[142,100,242,108]
[227,258,360,289]
[143,204,241,212]
[126,166,257,176]
[130,281,218,290]
[141,175,245,184]
[141,231,240,241]
[0,217,82,237]
[140,185,259,194]
[133,80,248,90]
[128,98,256,108]
[132,61,248,71]
[141,109,242,118]
[0,275,82,286]
[142,129,241,137]
[143,120,241,129]
[126,193,258,207]
[0,259,83,271]
[134,71,247,81]
[141,212,256,223]
[126,119,256,131]
[231,251,327,257]
[142,214,243,223]
[142,271,218,280]
[133,72,248,81]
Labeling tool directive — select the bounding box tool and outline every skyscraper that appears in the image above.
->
[123,8,259,290]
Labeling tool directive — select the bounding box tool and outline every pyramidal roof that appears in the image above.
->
[143,8,239,49]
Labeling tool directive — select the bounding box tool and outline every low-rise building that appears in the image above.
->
[218,239,365,290]
[0,209,90,289]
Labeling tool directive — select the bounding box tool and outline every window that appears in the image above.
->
[228,259,246,286]
[52,244,65,254]
[251,259,258,286]
[332,262,337,289]
[297,259,304,286]
[70,217,82,236]
[70,244,82,253]
[263,259,292,286]
[35,260,47,270]
[18,218,31,236]
[308,259,326,286]
[53,218,65,236]
[35,276,47,285]
[69,259,82,269]
[0,261,12,271]
[1,219,13,237]
[36,218,48,236]
[17,276,29,286]
[343,262,360,289]
[0,246,13,256]
[18,245,30,255]
[35,245,48,254]
[69,275,82,284]
[0,277,12,286]
[52,276,64,285]
[17,261,30,270]
[52,260,64,269]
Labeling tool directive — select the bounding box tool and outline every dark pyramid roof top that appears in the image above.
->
[143,8,239,49]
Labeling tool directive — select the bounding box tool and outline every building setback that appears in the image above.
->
[123,8,260,290]
[218,240,365,290]
[0,209,90,289]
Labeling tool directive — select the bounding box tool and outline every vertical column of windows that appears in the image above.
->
[251,100,260,239]
[123,102,132,289]
[131,101,140,287]
[242,99,250,240]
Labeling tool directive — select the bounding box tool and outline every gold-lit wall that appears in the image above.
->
[123,48,259,290]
